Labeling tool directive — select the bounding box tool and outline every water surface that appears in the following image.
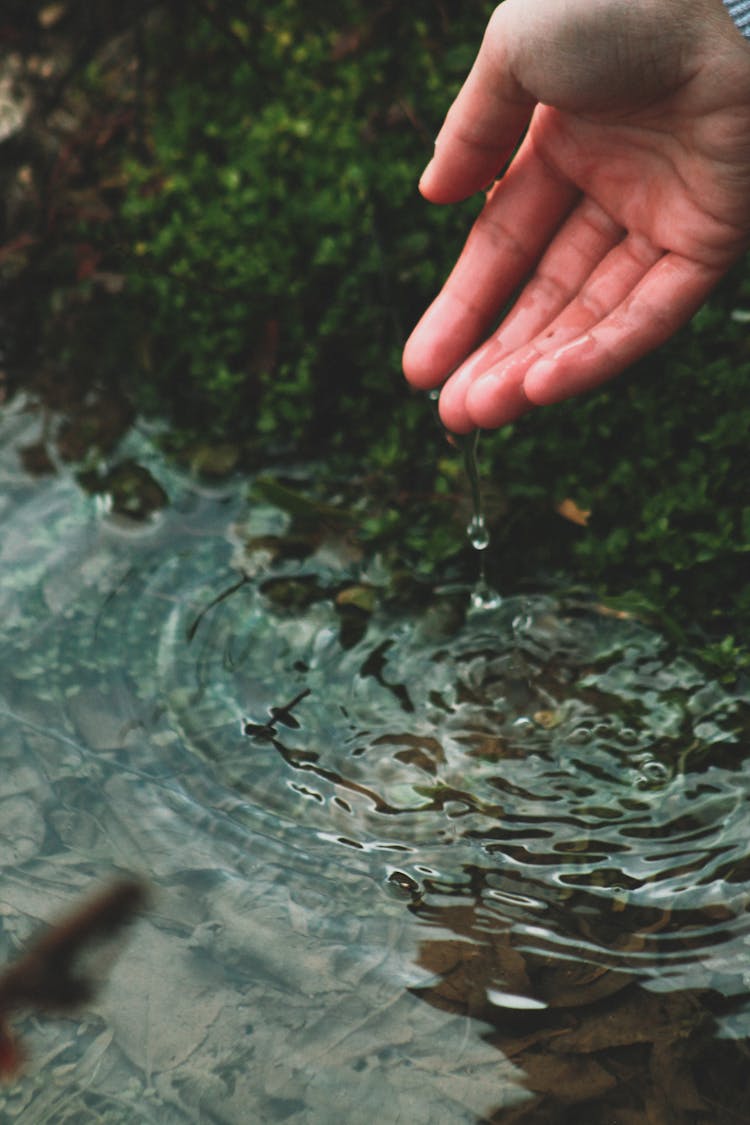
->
[2,402,750,1122]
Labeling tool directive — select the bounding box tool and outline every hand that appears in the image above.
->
[402,0,750,432]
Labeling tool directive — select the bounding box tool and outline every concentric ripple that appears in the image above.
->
[4,416,750,1062]
[123,507,750,996]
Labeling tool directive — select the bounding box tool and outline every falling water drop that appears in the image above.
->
[467,513,490,551]
[425,393,502,610]
[461,431,502,611]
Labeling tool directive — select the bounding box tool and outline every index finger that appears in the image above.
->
[403,138,578,389]
[419,6,535,204]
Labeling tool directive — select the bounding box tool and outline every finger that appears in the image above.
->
[403,138,578,391]
[464,233,666,429]
[419,6,536,204]
[522,253,725,406]
[439,346,534,433]
[436,197,625,431]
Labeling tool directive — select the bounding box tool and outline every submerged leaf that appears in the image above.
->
[253,477,353,527]
[335,584,377,613]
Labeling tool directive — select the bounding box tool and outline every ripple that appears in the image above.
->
[5,424,750,1034]
[115,527,750,995]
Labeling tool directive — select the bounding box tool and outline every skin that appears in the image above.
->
[402,0,750,433]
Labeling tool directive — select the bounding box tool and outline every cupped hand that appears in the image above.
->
[402,0,750,432]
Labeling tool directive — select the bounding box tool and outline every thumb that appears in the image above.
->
[419,3,536,204]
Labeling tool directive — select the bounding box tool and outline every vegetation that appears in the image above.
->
[2,0,750,663]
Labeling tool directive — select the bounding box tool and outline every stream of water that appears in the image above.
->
[460,430,502,614]
[1,401,750,1122]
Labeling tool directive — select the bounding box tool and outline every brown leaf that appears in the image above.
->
[335,585,377,613]
[518,1051,617,1103]
[649,1037,706,1116]
[547,990,702,1055]
[535,961,634,1009]
[556,498,591,526]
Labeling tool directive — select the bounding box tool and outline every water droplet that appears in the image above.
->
[467,513,490,552]
[470,579,503,612]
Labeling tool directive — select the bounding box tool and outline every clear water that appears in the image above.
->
[460,431,502,613]
[2,402,750,1121]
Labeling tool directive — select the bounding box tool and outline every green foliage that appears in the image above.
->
[471,276,750,642]
[23,0,750,653]
[115,0,490,445]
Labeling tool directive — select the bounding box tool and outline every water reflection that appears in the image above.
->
[1,410,750,1121]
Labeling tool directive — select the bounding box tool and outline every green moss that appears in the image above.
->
[110,1,489,446]
[6,1,750,658]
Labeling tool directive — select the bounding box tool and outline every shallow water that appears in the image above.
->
[2,402,750,1122]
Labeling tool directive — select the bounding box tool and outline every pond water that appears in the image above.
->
[2,400,750,1123]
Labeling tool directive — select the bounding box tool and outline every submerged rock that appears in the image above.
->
[79,459,168,522]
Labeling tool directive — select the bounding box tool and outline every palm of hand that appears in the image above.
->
[541,99,750,261]
[403,22,750,433]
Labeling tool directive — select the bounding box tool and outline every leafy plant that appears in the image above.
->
[4,0,750,657]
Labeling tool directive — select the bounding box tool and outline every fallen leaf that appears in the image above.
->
[336,585,377,613]
[38,4,66,29]
[556,498,591,526]
[533,710,563,730]
[518,1051,617,1103]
